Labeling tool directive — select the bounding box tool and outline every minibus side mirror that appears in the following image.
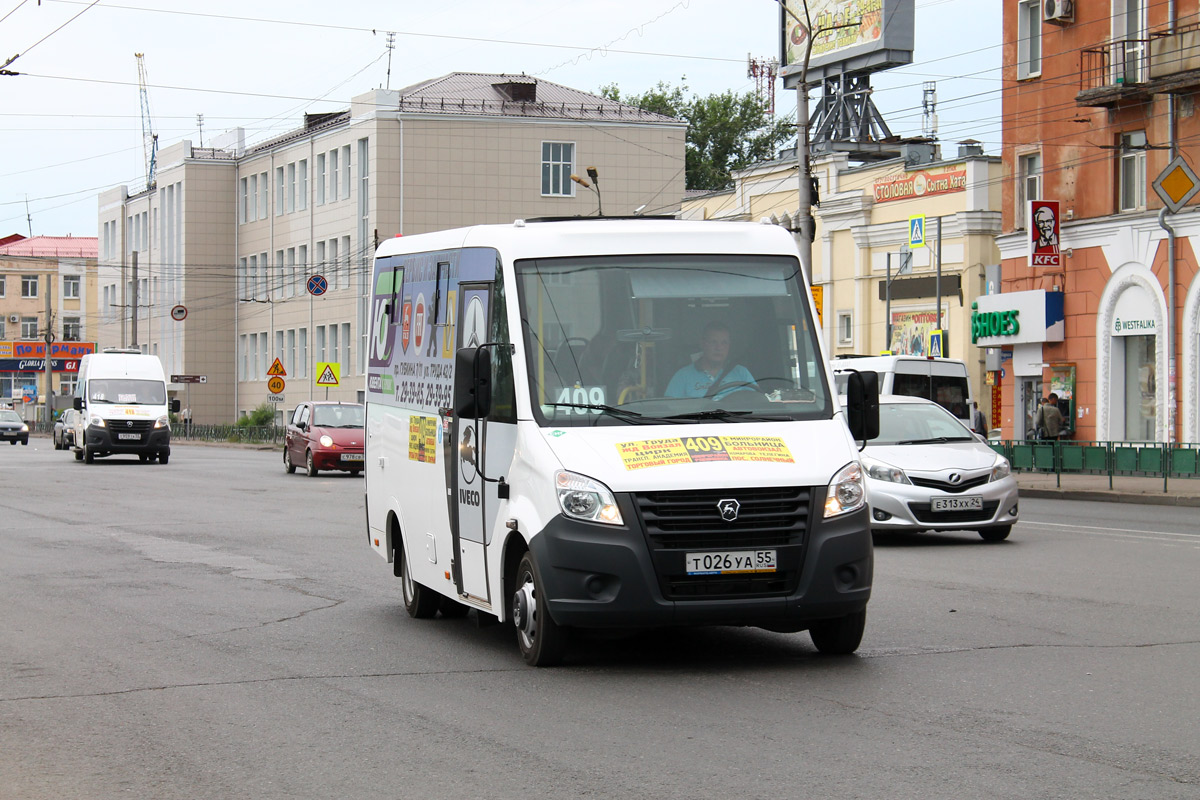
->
[171,399,181,413]
[845,370,880,441]
[455,347,492,419]
[73,396,83,411]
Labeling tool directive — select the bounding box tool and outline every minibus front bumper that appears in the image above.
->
[528,489,872,631]
[85,423,171,455]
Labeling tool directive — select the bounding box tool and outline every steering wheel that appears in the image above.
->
[712,381,759,397]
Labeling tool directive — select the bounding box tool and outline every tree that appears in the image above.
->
[601,80,794,192]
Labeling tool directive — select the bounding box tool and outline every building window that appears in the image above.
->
[248,255,257,301]
[316,325,326,363]
[329,148,340,202]
[316,153,326,205]
[21,316,37,339]
[340,322,351,374]
[275,330,284,367]
[0,319,4,338]
[260,252,269,300]
[0,275,6,296]
[285,248,296,299]
[275,250,285,299]
[62,317,81,341]
[1017,152,1041,228]
[21,275,38,298]
[1017,0,1042,79]
[275,167,285,216]
[341,144,352,199]
[286,162,296,214]
[259,172,269,220]
[298,159,308,211]
[837,311,853,345]
[298,328,308,378]
[541,142,576,196]
[1118,130,1147,212]
[329,324,338,371]
[286,329,296,376]
[340,235,351,288]
[63,275,80,299]
[297,244,308,296]
[240,177,249,223]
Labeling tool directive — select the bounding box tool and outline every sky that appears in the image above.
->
[0,0,1001,238]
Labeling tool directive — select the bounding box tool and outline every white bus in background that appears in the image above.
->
[833,354,973,426]
[363,218,879,666]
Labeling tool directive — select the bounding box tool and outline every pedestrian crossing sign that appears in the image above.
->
[908,215,926,249]
[315,362,340,387]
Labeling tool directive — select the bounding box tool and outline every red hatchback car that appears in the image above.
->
[284,401,365,477]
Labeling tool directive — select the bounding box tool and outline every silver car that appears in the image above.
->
[861,396,1018,541]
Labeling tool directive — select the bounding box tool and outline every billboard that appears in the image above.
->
[889,308,947,356]
[781,0,915,85]
[1029,200,1062,269]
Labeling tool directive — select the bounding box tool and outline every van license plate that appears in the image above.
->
[931,496,983,512]
[340,453,363,462]
[685,549,776,575]
[118,433,141,440]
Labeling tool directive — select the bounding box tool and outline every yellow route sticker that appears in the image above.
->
[408,415,438,463]
[617,436,793,470]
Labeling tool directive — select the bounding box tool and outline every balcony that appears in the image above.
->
[1078,25,1200,107]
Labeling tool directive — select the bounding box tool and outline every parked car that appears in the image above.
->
[284,401,365,477]
[0,408,30,445]
[860,395,1018,541]
[53,409,79,450]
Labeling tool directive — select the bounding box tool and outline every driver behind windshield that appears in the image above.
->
[665,321,757,400]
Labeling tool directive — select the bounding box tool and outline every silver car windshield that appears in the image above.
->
[515,254,830,427]
[873,402,976,445]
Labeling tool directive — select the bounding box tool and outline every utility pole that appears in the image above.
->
[131,249,139,347]
[385,32,396,90]
[196,113,205,147]
[43,274,54,427]
[936,216,943,334]
[792,0,815,285]
[25,195,32,238]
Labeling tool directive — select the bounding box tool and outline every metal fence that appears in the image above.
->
[990,440,1200,491]
[32,421,283,445]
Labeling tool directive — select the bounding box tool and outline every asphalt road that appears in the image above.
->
[1,439,1198,799]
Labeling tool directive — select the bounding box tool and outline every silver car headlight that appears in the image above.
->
[555,470,623,525]
[20,423,29,432]
[862,456,911,485]
[824,461,866,518]
[990,456,1012,482]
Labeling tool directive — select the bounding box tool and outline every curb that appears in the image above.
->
[1019,487,1200,506]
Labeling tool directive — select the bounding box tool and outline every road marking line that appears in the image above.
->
[1022,520,1200,540]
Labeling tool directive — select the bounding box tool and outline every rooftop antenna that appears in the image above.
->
[922,81,938,140]
[24,195,32,238]
[196,113,204,148]
[385,32,396,90]
[747,54,780,116]
[135,53,158,191]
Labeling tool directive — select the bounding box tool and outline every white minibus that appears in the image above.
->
[364,218,879,665]
[72,349,179,464]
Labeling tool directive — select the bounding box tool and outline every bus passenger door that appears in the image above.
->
[450,281,517,605]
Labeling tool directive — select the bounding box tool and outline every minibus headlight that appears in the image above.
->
[990,456,1011,482]
[824,461,866,518]
[555,470,623,526]
[862,456,910,484]
[154,415,169,429]
[319,434,334,448]
[90,416,105,428]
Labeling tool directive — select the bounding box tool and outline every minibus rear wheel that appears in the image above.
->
[513,552,566,667]
[808,610,866,655]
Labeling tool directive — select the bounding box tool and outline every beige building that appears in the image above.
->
[98,73,685,423]
[682,143,1003,421]
[0,236,98,415]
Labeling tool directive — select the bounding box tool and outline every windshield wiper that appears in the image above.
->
[896,436,974,445]
[544,403,652,424]
[663,409,790,422]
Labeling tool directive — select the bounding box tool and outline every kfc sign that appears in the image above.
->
[1029,200,1062,269]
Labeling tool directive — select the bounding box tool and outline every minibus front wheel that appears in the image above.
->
[513,552,567,667]
[808,609,867,655]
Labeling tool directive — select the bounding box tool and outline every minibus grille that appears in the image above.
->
[110,419,154,434]
[635,485,811,549]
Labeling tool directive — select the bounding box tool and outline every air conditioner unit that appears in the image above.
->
[8,314,20,324]
[1044,0,1074,24]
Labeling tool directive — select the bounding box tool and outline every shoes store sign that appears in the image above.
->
[972,289,1064,346]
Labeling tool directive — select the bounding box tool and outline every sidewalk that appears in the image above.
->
[1016,471,1200,506]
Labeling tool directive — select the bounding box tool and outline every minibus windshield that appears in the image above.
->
[516,254,831,426]
[87,379,166,405]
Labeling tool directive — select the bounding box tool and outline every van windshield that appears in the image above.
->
[88,379,166,405]
[515,254,831,426]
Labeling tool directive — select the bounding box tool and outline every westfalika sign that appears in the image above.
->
[873,166,967,203]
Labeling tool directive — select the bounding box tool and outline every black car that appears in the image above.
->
[0,408,30,445]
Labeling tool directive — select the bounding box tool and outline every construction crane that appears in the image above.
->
[135,52,158,191]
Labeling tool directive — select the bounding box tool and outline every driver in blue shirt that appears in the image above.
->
[665,322,757,399]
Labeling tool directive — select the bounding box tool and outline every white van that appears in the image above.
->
[364,218,879,665]
[72,349,179,464]
[833,354,973,425]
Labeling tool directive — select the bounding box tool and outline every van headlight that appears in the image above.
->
[824,461,866,518]
[154,415,169,429]
[555,470,623,525]
[990,456,1011,482]
[862,456,910,484]
[319,434,334,448]
[90,416,106,428]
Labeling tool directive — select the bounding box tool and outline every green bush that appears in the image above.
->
[236,403,275,428]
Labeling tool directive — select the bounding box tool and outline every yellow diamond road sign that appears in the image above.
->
[1153,155,1200,213]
